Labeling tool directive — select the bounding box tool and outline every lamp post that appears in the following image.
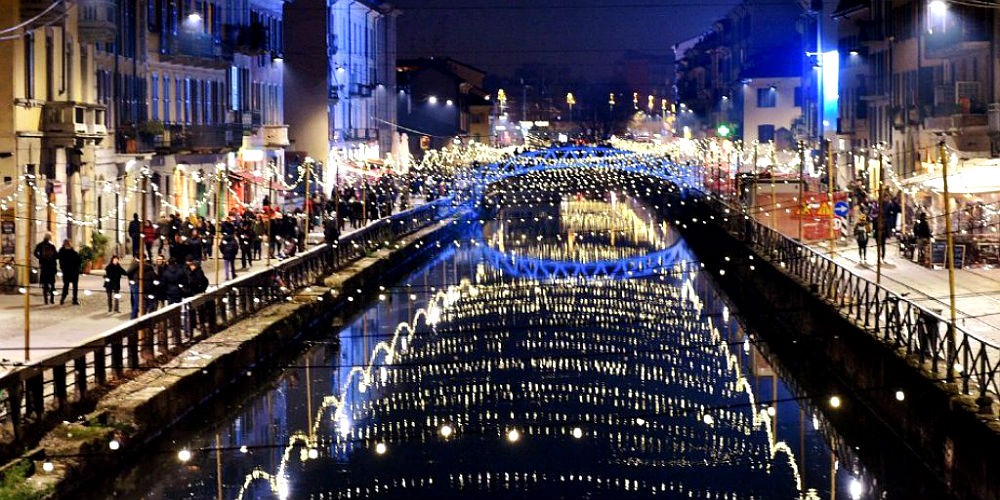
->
[23,164,34,361]
[303,157,313,234]
[214,163,224,286]
[938,140,958,380]
[566,92,575,123]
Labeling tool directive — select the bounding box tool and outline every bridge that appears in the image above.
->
[469,145,704,199]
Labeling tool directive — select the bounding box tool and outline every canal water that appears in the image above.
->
[117,195,940,499]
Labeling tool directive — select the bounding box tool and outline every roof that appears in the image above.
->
[832,0,868,18]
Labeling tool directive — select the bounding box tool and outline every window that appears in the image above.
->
[151,73,159,121]
[163,75,170,123]
[757,88,776,108]
[175,77,182,122]
[24,33,34,99]
[184,77,191,124]
[794,86,802,107]
[758,124,775,142]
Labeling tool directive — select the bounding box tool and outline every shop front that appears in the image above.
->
[901,160,1000,267]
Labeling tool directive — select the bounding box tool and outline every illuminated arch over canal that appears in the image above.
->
[478,233,693,281]
[471,145,704,198]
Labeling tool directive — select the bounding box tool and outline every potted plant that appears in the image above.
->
[90,230,109,268]
[79,245,95,274]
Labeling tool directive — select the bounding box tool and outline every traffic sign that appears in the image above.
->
[834,201,849,217]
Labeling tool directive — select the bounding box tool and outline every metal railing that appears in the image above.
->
[695,193,1000,406]
[0,198,458,444]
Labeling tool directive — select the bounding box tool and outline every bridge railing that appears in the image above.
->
[694,192,999,407]
[0,198,458,446]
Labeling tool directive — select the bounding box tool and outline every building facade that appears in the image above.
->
[0,0,110,280]
[396,57,491,155]
[284,0,397,186]
[834,0,998,178]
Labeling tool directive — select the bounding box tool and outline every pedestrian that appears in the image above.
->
[184,258,209,297]
[127,257,156,318]
[854,213,871,263]
[187,230,204,262]
[252,215,265,260]
[160,257,187,304]
[324,214,340,245]
[33,233,58,304]
[142,219,157,258]
[103,255,126,313]
[56,239,81,305]
[914,211,932,265]
[221,234,239,280]
[127,213,141,258]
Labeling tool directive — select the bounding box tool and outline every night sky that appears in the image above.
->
[392,0,740,84]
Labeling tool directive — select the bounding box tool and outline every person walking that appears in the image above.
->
[854,213,871,263]
[914,211,932,265]
[221,234,239,280]
[127,213,141,258]
[142,219,157,258]
[160,257,187,304]
[56,239,81,305]
[126,257,156,318]
[103,255,126,313]
[33,233,58,304]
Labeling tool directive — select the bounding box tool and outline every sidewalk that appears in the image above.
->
[806,239,1000,346]
[0,195,433,368]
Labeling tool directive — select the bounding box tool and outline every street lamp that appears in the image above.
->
[566,92,575,122]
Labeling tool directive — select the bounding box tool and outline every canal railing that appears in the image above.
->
[0,198,459,445]
[690,191,999,410]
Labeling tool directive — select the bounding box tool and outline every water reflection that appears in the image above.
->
[128,196,910,499]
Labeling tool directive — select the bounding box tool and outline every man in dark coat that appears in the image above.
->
[33,233,58,304]
[127,213,141,258]
[184,258,209,297]
[56,239,81,305]
[324,215,340,245]
[160,258,188,304]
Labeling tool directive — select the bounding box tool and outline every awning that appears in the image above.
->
[905,162,1000,194]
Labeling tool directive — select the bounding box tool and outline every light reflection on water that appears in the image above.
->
[132,198,882,500]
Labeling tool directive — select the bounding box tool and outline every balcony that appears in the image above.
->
[329,85,342,102]
[350,83,373,98]
[121,123,246,154]
[925,106,987,132]
[223,22,269,56]
[161,32,228,68]
[262,125,290,148]
[344,128,378,141]
[77,0,116,43]
[42,102,107,145]
[926,30,989,59]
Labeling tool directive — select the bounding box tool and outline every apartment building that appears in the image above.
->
[284,0,397,185]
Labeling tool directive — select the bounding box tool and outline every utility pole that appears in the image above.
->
[303,159,311,234]
[23,165,34,361]
[939,140,958,378]
[138,172,147,316]
[798,141,805,241]
[827,139,836,259]
[876,147,884,284]
[214,167,223,286]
